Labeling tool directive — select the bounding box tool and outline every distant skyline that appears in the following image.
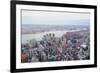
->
[22,10,90,25]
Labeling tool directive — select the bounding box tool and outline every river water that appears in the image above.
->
[21,30,79,44]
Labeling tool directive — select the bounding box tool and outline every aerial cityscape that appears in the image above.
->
[21,10,90,63]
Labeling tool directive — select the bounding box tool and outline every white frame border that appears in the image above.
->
[16,4,94,69]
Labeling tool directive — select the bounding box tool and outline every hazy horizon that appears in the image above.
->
[22,10,90,26]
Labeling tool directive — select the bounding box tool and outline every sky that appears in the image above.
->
[22,10,90,25]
